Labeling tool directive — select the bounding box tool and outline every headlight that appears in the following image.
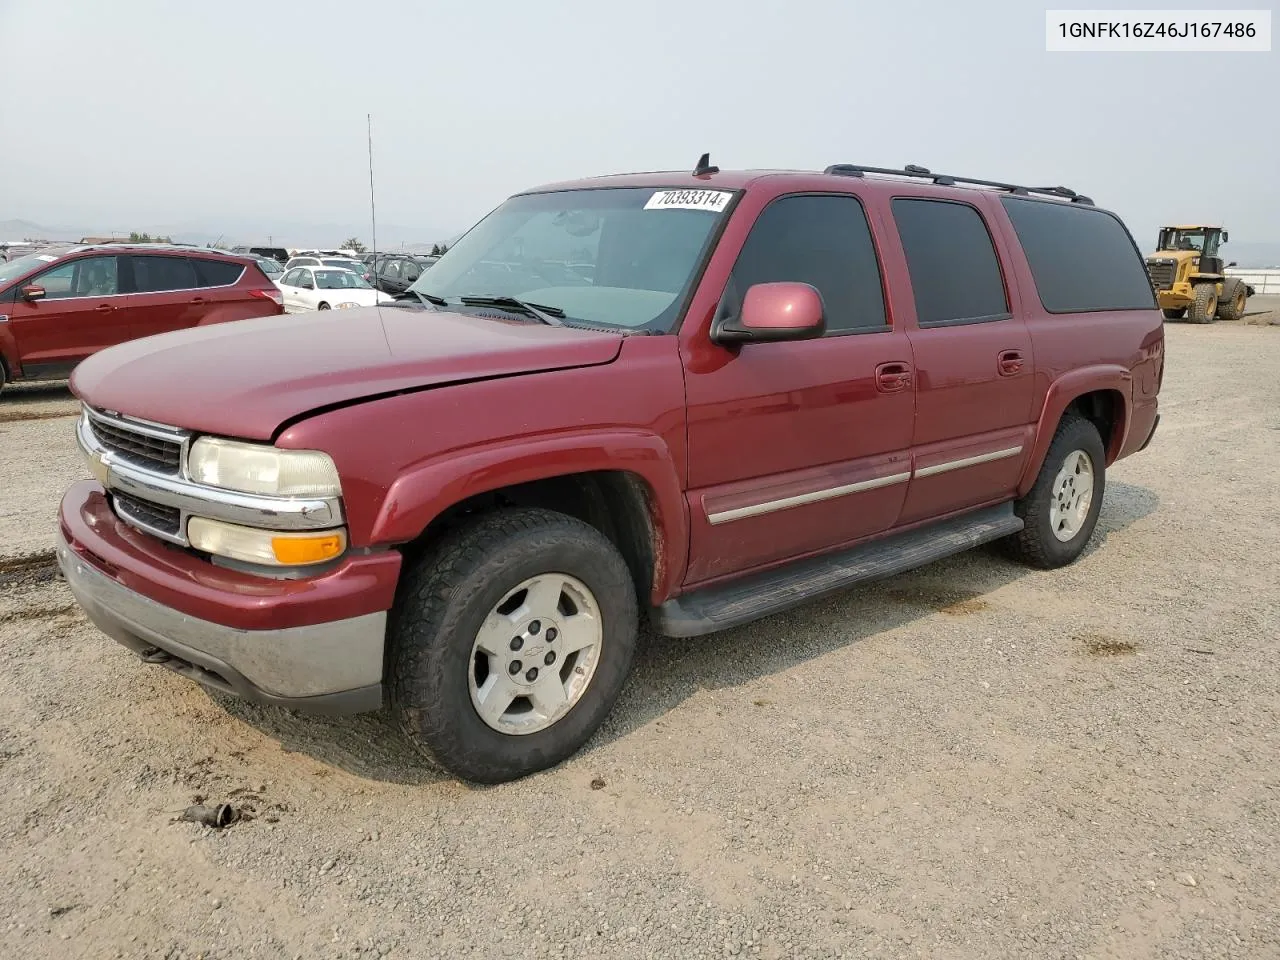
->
[188,517,346,566]
[187,437,341,497]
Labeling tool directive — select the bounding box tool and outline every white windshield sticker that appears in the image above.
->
[644,189,733,213]
[35,254,57,262]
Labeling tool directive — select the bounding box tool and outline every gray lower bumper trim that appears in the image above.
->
[56,532,386,714]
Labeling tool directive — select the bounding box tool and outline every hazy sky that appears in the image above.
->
[1,0,1277,248]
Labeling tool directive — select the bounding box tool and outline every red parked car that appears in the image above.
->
[0,244,283,394]
[57,159,1164,784]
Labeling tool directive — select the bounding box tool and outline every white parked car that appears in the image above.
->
[283,255,372,282]
[276,265,392,313]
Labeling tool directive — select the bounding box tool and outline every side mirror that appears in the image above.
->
[21,284,46,301]
[712,282,825,344]
[1227,261,1237,268]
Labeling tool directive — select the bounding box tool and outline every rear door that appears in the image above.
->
[379,257,405,293]
[121,254,204,340]
[399,257,424,289]
[278,268,306,312]
[682,192,916,584]
[190,256,251,322]
[5,254,129,373]
[888,196,1035,525]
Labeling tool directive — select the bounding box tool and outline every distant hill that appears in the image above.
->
[0,217,456,254]
[1224,242,1280,269]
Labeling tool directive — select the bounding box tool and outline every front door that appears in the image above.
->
[887,197,1036,525]
[682,192,916,585]
[6,254,129,374]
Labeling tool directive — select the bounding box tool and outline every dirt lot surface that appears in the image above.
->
[1,310,1278,960]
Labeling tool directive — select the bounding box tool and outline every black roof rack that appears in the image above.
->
[823,163,1094,205]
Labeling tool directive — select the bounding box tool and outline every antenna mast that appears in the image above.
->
[367,113,378,266]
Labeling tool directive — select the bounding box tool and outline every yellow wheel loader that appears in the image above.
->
[1145,226,1254,323]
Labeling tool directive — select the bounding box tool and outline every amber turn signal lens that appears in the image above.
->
[271,532,346,565]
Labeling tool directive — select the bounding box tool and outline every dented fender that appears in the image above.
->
[369,429,690,604]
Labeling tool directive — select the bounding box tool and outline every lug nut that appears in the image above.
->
[546,628,558,642]
[510,637,523,651]
[529,620,541,635]
[544,651,556,666]
[508,661,522,675]
[525,667,539,682]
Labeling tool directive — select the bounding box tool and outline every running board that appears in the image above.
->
[651,503,1022,638]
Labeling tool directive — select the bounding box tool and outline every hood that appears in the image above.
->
[70,305,624,440]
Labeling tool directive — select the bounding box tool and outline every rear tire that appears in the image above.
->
[1005,414,1106,570]
[1189,284,1218,323]
[1161,307,1186,320]
[1216,282,1247,321]
[388,507,639,784]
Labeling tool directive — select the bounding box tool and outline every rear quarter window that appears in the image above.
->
[193,258,246,287]
[130,255,197,293]
[999,197,1157,313]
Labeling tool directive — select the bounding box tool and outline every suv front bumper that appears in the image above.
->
[57,480,400,714]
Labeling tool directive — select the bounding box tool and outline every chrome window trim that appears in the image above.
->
[78,411,344,546]
[29,254,246,301]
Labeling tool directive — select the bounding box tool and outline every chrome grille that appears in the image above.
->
[85,408,184,475]
[113,492,182,538]
[1146,259,1177,291]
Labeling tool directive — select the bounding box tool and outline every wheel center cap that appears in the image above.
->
[507,618,559,686]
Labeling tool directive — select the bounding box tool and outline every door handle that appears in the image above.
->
[875,361,912,393]
[998,350,1024,376]
[189,296,206,304]
[95,303,114,312]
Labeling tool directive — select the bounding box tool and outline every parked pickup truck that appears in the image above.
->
[57,158,1165,783]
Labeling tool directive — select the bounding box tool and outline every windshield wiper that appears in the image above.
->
[459,295,565,326]
[394,290,447,307]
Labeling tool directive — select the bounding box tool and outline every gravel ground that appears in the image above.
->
[1,313,1278,960]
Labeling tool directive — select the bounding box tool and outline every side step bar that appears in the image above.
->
[651,503,1023,638]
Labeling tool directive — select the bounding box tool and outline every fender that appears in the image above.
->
[369,428,689,604]
[0,320,20,379]
[1017,365,1132,497]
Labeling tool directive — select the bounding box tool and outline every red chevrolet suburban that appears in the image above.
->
[0,244,283,395]
[57,159,1164,783]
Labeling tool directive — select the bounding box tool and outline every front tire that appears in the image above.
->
[1189,284,1218,323]
[317,302,331,310]
[1005,414,1106,569]
[1216,282,1247,321]
[388,508,639,784]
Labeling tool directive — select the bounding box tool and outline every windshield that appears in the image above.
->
[321,258,361,269]
[407,186,735,330]
[256,259,282,274]
[0,252,61,286]
[1162,229,1209,252]
[314,269,372,289]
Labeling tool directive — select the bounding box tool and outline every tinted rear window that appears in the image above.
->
[891,198,1010,326]
[130,255,197,293]
[999,197,1157,313]
[193,258,245,286]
